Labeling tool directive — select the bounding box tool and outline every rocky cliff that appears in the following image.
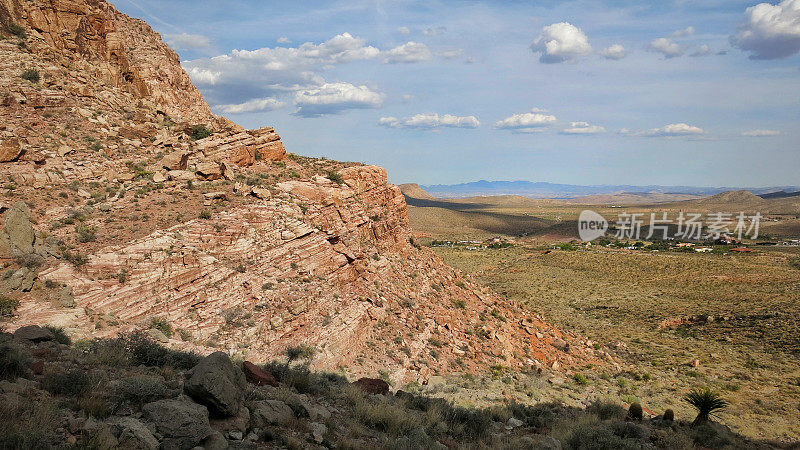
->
[0,0,610,383]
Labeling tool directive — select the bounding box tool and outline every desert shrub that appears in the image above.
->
[149,316,173,337]
[326,171,344,185]
[41,369,91,396]
[263,361,318,394]
[198,210,211,219]
[587,400,626,421]
[123,332,200,369]
[15,253,44,269]
[20,68,40,83]
[692,422,729,447]
[109,376,169,408]
[0,397,59,450]
[611,421,646,439]
[75,337,129,366]
[627,402,643,421]
[573,373,589,385]
[190,124,213,140]
[354,397,422,436]
[43,325,71,345]
[74,225,96,243]
[789,257,800,270]
[0,295,19,316]
[77,395,112,419]
[441,404,492,439]
[0,344,30,381]
[285,344,315,362]
[7,23,26,39]
[685,388,727,425]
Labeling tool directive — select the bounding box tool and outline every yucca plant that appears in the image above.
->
[684,388,728,425]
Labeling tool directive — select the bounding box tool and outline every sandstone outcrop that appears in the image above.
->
[0,0,611,384]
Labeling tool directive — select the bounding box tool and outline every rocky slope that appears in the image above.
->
[0,0,610,384]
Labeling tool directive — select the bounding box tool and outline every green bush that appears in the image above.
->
[0,295,20,316]
[43,326,71,345]
[41,369,91,396]
[123,332,200,369]
[285,344,315,362]
[587,400,626,421]
[0,344,30,381]
[685,388,728,425]
[573,373,589,385]
[149,316,173,337]
[8,23,26,39]
[190,125,213,140]
[74,225,96,243]
[326,171,344,185]
[20,68,39,83]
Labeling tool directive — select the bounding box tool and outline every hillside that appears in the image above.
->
[0,0,607,385]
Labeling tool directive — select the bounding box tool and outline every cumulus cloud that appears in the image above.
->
[277,37,291,44]
[383,41,433,63]
[423,26,447,36]
[440,49,464,60]
[561,122,606,134]
[742,129,782,136]
[670,26,696,38]
[164,33,212,50]
[599,44,628,60]
[378,113,480,130]
[397,26,411,35]
[531,22,592,63]
[214,98,286,114]
[731,0,800,59]
[294,82,384,117]
[690,44,712,57]
[647,37,684,58]
[621,123,705,137]
[495,110,558,132]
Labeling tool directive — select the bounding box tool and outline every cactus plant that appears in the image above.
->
[627,402,643,421]
[663,408,675,422]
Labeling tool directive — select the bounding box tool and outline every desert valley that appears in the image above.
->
[1,0,799,449]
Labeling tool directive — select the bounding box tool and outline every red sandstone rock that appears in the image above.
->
[352,377,390,395]
[242,361,278,387]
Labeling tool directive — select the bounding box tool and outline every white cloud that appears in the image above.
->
[690,44,712,57]
[599,44,628,60]
[670,26,696,38]
[397,26,410,35]
[164,33,212,50]
[561,122,606,134]
[742,129,782,136]
[423,26,447,36]
[214,97,286,114]
[184,33,379,88]
[277,37,291,44]
[495,110,558,132]
[531,22,592,63]
[294,82,384,117]
[379,113,480,130]
[440,49,464,60]
[622,123,706,137]
[731,0,800,59]
[383,41,433,63]
[647,37,684,58]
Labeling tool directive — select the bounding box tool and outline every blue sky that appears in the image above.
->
[114,0,800,187]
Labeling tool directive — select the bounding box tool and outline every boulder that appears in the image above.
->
[230,146,255,167]
[0,138,23,162]
[200,430,229,450]
[4,267,36,291]
[112,417,159,450]
[167,170,195,181]
[311,422,327,444]
[142,399,211,450]
[241,361,278,387]
[250,186,271,200]
[184,352,245,417]
[250,400,294,427]
[352,377,390,395]
[161,151,189,170]
[3,201,35,256]
[147,328,169,343]
[196,162,223,181]
[14,325,54,342]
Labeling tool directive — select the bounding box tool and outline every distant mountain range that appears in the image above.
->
[419,180,800,200]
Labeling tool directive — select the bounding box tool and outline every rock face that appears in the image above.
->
[0,0,608,384]
[184,352,246,417]
[0,0,212,125]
